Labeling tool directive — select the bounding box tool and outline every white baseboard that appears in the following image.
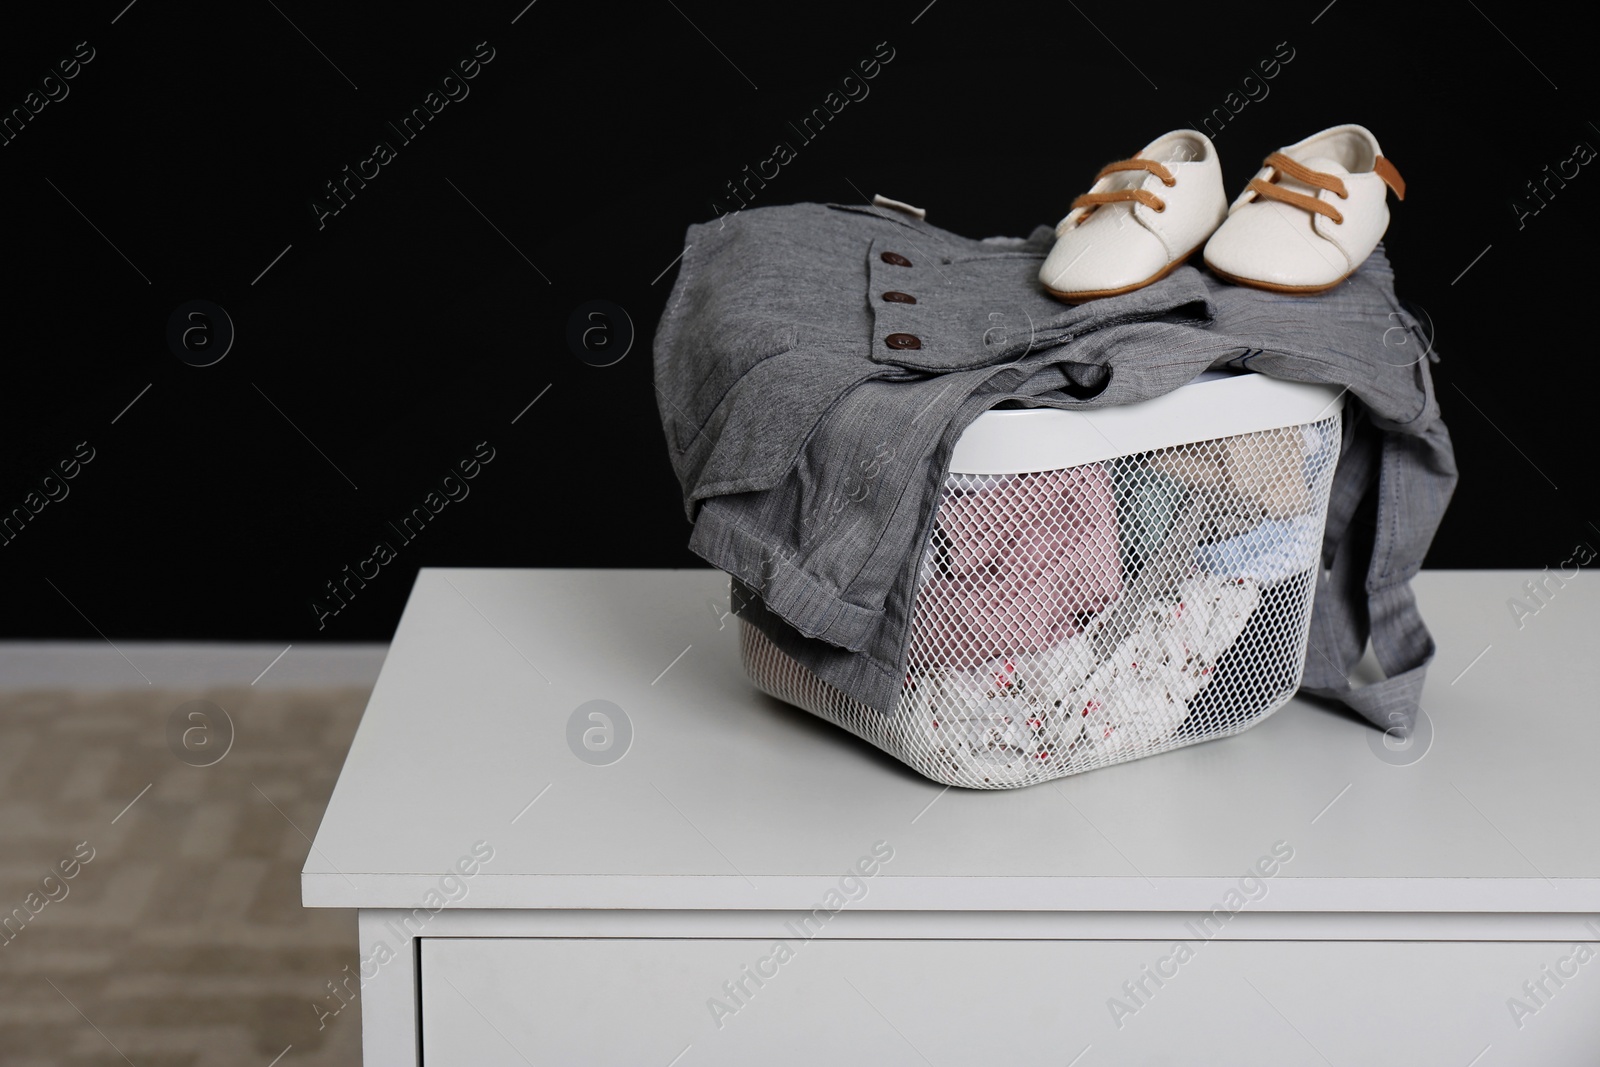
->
[0,641,388,691]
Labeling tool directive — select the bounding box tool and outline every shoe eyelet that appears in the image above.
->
[1154,200,1167,213]
[1330,211,1345,225]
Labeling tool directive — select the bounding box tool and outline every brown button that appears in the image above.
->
[885,333,922,350]
[879,251,913,267]
[882,291,917,304]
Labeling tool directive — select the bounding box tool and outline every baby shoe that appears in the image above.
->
[1040,129,1227,303]
[1202,124,1405,293]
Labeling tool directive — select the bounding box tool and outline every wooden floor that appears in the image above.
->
[0,685,368,1066]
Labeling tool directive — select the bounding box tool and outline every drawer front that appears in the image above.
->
[421,936,1600,1066]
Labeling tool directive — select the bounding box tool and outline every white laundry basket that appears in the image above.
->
[739,370,1345,789]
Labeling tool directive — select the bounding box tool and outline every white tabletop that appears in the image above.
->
[304,568,1600,913]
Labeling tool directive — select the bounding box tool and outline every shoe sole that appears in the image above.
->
[1042,239,1206,304]
[1202,261,1352,294]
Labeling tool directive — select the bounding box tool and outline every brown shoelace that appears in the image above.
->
[1247,151,1406,225]
[1070,158,1176,217]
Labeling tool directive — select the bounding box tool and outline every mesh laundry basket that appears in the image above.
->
[740,370,1345,789]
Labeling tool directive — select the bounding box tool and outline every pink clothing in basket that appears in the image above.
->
[909,465,1122,670]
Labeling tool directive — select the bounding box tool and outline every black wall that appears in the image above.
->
[2,0,1593,642]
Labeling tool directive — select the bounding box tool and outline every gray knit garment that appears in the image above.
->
[653,202,1457,735]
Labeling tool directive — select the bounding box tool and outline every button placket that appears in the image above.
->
[872,245,926,355]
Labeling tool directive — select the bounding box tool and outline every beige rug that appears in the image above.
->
[0,686,369,1066]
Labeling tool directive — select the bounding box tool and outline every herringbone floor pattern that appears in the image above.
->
[0,686,368,1066]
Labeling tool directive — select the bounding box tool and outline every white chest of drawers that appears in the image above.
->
[304,568,1600,1065]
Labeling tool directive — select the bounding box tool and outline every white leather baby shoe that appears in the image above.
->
[1202,124,1405,293]
[1040,130,1227,303]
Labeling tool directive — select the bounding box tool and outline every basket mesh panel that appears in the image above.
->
[741,413,1342,788]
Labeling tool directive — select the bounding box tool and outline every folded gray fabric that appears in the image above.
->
[653,202,1457,735]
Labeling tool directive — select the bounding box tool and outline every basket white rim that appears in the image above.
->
[947,370,1344,475]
